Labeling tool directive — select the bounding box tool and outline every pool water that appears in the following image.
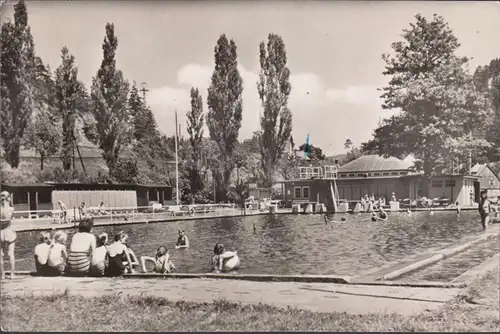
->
[14,211,488,276]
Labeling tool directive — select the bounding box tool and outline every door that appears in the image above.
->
[474,181,481,203]
[29,191,38,212]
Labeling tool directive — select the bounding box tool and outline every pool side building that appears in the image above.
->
[282,155,480,211]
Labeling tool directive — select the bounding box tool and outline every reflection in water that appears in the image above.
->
[14,211,487,276]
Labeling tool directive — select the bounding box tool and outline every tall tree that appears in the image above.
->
[24,109,61,170]
[129,82,158,142]
[365,15,492,195]
[473,59,500,161]
[55,46,82,170]
[257,33,293,187]
[186,87,204,193]
[206,34,243,201]
[90,23,131,175]
[0,0,37,168]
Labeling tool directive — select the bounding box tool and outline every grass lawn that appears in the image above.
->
[1,268,499,332]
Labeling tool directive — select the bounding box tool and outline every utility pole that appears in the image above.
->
[174,110,180,206]
[140,82,149,101]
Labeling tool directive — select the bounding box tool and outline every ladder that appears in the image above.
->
[330,180,339,212]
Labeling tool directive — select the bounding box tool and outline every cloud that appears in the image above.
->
[147,63,388,154]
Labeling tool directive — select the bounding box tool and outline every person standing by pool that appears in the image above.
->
[478,190,491,231]
[455,201,461,215]
[67,218,96,276]
[57,201,68,224]
[0,191,16,280]
[175,229,189,249]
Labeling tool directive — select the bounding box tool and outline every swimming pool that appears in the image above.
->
[14,211,487,276]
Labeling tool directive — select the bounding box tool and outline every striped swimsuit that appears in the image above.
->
[67,252,91,275]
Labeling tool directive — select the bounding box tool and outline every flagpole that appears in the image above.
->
[175,110,180,206]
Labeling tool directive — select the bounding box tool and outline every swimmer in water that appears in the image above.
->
[455,201,461,215]
[378,207,388,221]
[429,208,434,216]
[253,222,257,233]
[407,208,412,215]
[340,217,346,221]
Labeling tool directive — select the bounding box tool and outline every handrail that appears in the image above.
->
[12,203,237,215]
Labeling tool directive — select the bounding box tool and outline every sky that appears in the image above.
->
[1,1,499,156]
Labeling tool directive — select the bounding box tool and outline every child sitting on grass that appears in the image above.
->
[46,231,68,276]
[90,233,109,277]
[140,246,176,274]
[34,232,52,275]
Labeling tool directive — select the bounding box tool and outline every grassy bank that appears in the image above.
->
[1,269,499,332]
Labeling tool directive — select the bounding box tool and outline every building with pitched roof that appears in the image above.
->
[471,163,500,198]
[281,154,479,211]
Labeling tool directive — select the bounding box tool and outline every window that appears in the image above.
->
[390,172,398,176]
[340,174,347,178]
[399,171,408,175]
[432,181,443,188]
[294,187,301,198]
[302,186,310,199]
[348,173,355,177]
[445,180,456,187]
[382,172,390,176]
[373,172,381,176]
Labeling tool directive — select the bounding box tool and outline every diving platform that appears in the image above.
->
[298,165,338,180]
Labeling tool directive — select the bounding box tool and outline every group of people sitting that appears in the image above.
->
[33,218,240,277]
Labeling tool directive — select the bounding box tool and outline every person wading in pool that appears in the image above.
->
[175,229,189,249]
[478,190,492,231]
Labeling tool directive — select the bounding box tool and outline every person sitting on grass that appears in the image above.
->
[90,233,109,277]
[107,231,136,277]
[66,218,96,277]
[46,231,68,276]
[175,229,189,249]
[34,232,52,275]
[211,243,240,273]
[140,246,176,274]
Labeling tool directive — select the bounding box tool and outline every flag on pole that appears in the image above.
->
[304,133,310,158]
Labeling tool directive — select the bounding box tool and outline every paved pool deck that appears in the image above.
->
[0,275,463,316]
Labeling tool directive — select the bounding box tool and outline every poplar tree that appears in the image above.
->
[257,33,292,187]
[55,46,81,170]
[0,0,37,167]
[187,87,204,193]
[90,23,131,175]
[207,34,243,201]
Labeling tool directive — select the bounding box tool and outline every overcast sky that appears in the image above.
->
[2,1,499,155]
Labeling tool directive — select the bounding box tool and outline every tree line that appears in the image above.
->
[0,1,295,203]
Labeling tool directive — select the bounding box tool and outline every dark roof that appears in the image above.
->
[338,155,411,173]
[137,184,173,188]
[1,183,55,188]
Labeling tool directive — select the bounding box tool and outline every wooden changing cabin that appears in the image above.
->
[0,183,54,218]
